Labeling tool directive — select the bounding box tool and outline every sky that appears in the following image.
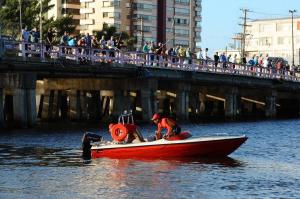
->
[201,0,300,56]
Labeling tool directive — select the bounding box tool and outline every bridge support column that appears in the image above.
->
[176,83,190,121]
[140,90,157,121]
[225,88,239,120]
[41,90,54,120]
[26,89,37,127]
[80,91,88,121]
[0,89,4,127]
[13,89,28,128]
[139,79,158,122]
[189,91,200,117]
[112,90,126,116]
[265,91,277,118]
[199,90,207,115]
[69,90,81,121]
[87,91,101,121]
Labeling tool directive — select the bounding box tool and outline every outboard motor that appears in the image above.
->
[82,132,102,159]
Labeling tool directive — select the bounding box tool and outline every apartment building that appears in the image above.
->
[80,0,202,51]
[245,17,300,65]
[48,0,81,31]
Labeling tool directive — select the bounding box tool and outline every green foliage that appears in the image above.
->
[93,24,137,50]
[93,24,117,40]
[51,15,76,37]
[0,0,53,38]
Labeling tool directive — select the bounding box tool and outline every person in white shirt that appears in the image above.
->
[107,36,115,49]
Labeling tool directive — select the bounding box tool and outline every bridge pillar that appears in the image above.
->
[26,89,37,127]
[176,83,190,121]
[189,91,200,117]
[40,90,54,120]
[140,90,157,121]
[265,91,277,118]
[69,90,81,121]
[199,90,207,115]
[80,91,88,121]
[225,88,239,120]
[139,79,158,121]
[87,91,101,121]
[13,89,28,128]
[112,90,127,116]
[0,88,4,127]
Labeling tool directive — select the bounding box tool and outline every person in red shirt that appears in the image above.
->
[151,113,181,140]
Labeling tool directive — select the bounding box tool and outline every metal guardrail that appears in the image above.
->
[1,39,300,82]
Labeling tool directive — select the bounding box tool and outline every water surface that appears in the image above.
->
[0,120,299,198]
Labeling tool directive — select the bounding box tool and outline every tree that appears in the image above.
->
[51,15,76,38]
[93,24,137,50]
[0,0,53,38]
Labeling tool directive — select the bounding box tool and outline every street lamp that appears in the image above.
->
[289,9,297,66]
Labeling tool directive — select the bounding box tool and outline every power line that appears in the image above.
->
[251,11,289,17]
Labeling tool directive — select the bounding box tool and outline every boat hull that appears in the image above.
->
[91,136,247,159]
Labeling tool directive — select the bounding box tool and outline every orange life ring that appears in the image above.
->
[111,123,129,142]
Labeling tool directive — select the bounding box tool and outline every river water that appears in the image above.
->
[0,120,299,199]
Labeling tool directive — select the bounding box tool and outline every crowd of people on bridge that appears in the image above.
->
[19,27,298,77]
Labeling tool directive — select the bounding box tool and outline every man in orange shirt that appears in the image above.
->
[151,113,181,140]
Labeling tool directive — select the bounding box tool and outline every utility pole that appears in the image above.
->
[129,0,134,37]
[173,0,176,47]
[40,0,43,43]
[289,9,296,66]
[140,17,144,48]
[19,0,22,40]
[239,9,251,59]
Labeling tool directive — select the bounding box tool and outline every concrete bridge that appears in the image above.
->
[1,40,300,128]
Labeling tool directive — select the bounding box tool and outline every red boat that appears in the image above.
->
[90,133,247,159]
[82,112,247,159]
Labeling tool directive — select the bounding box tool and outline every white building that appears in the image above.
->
[246,17,300,65]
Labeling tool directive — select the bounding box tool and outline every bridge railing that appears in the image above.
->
[1,39,300,82]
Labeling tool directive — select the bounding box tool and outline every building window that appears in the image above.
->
[175,29,189,36]
[259,37,272,46]
[175,0,190,4]
[103,12,108,18]
[103,1,111,7]
[174,40,189,46]
[277,37,284,45]
[61,8,80,15]
[259,24,273,32]
[175,8,190,15]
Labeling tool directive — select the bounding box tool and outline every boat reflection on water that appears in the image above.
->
[92,155,244,168]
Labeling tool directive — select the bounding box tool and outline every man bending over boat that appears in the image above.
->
[151,113,181,140]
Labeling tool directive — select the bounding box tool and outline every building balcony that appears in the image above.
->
[80,0,94,2]
[80,19,94,25]
[80,8,94,14]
